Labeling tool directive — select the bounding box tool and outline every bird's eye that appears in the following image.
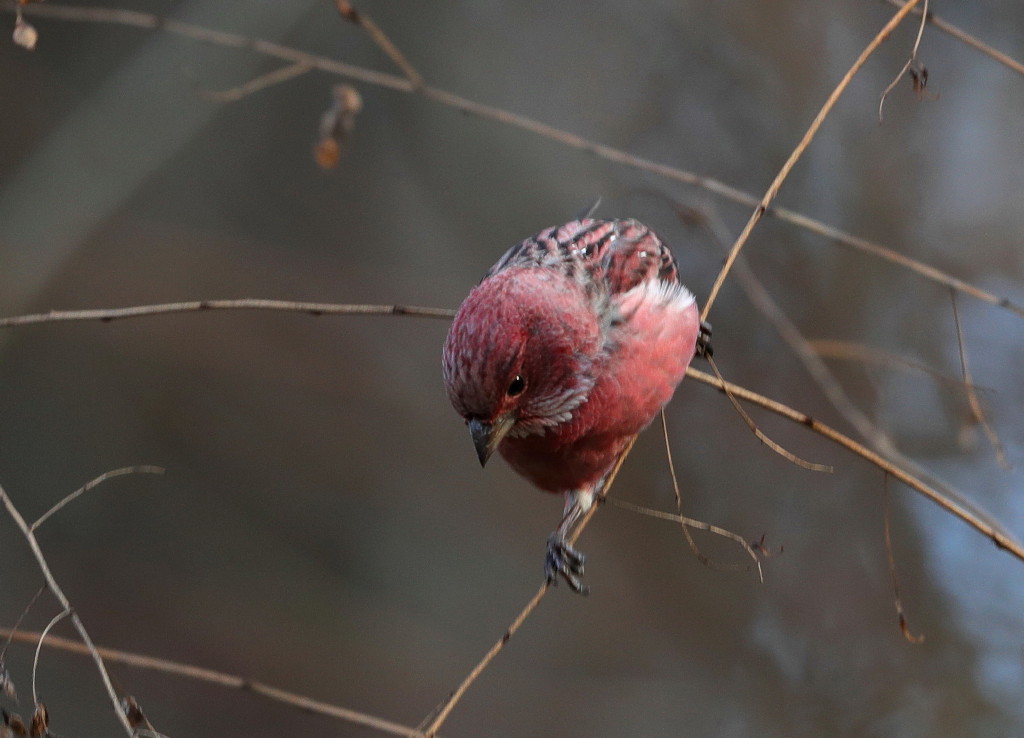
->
[507,375,526,397]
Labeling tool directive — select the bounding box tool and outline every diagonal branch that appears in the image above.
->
[31,466,165,532]
[0,627,425,737]
[808,339,972,388]
[949,291,1010,469]
[881,473,924,643]
[334,0,423,89]
[706,356,832,472]
[685,367,1024,563]
[419,437,638,737]
[198,61,312,103]
[0,482,134,735]
[701,0,924,320]
[884,0,1024,76]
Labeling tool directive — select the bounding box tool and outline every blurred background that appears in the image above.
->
[1,1,1022,735]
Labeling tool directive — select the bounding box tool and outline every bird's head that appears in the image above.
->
[442,267,601,466]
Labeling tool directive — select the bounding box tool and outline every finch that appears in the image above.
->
[442,219,710,593]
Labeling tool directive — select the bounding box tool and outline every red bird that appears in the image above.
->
[442,219,710,593]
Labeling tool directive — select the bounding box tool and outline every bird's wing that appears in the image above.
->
[596,219,680,295]
[484,219,610,278]
[486,218,679,292]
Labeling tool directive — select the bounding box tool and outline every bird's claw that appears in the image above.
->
[696,320,713,359]
[545,533,589,595]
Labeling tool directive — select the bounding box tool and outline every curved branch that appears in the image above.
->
[685,367,1024,562]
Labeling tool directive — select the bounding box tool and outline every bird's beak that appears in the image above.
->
[468,414,515,467]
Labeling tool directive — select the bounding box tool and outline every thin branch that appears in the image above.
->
[884,0,1024,76]
[31,466,165,532]
[685,366,1024,563]
[334,0,423,89]
[13,3,414,90]
[685,205,1011,604]
[0,299,456,328]
[707,357,833,472]
[661,409,705,564]
[418,583,546,736]
[765,207,1024,319]
[604,496,763,582]
[808,339,974,388]
[690,209,1000,550]
[882,474,924,643]
[702,0,924,320]
[685,203,899,455]
[0,628,424,738]
[0,482,134,735]
[420,437,638,738]
[9,3,1023,320]
[314,84,363,168]
[950,291,1010,469]
[1,583,46,665]
[199,61,312,103]
[879,0,929,122]
[32,609,69,707]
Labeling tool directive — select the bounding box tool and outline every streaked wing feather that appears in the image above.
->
[486,219,681,296]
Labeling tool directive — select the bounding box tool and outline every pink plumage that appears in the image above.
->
[442,219,710,593]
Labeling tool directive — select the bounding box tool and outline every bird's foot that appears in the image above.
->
[545,533,589,595]
[696,320,713,359]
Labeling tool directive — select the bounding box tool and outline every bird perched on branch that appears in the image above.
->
[442,219,711,594]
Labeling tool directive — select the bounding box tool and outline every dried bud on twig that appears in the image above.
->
[12,15,38,51]
[121,696,153,730]
[28,703,46,738]
[314,84,363,169]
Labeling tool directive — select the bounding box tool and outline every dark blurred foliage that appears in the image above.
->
[0,1,1022,736]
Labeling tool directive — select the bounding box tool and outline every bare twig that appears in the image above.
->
[683,206,1013,591]
[879,0,929,121]
[884,0,1024,76]
[604,496,763,582]
[765,208,1024,319]
[31,466,165,532]
[12,4,37,49]
[0,299,456,328]
[882,474,924,643]
[702,0,924,320]
[1,583,46,666]
[0,628,424,737]
[808,339,974,388]
[0,482,134,734]
[32,609,69,706]
[684,203,899,455]
[707,357,833,472]
[420,437,638,738]
[418,583,546,736]
[314,84,363,168]
[685,366,1024,563]
[9,3,1023,320]
[334,0,423,89]
[660,409,706,564]
[199,61,312,103]
[950,291,1010,469]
